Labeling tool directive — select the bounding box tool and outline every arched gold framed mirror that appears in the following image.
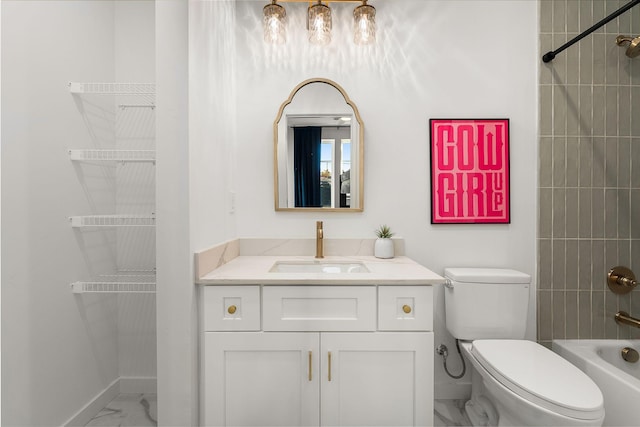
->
[274,78,364,211]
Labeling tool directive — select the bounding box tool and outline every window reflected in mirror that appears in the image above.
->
[321,136,352,208]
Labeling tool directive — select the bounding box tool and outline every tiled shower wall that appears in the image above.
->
[538,0,640,345]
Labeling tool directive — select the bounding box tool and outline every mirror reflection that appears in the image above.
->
[274,79,363,211]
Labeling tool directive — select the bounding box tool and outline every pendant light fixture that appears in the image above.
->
[262,0,376,46]
[353,0,376,45]
[308,0,332,46]
[263,0,287,44]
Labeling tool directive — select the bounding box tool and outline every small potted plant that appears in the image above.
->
[374,224,395,259]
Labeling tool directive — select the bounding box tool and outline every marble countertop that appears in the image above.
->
[197,255,444,285]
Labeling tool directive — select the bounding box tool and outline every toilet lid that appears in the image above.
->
[471,340,604,420]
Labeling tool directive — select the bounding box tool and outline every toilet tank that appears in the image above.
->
[444,268,531,340]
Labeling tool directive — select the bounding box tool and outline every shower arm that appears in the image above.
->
[542,0,640,63]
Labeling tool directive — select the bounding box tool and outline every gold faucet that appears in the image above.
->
[316,221,324,258]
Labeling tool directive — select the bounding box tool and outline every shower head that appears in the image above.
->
[616,35,640,58]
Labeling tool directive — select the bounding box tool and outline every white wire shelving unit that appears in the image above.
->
[68,82,155,95]
[71,272,156,294]
[71,281,156,294]
[68,149,156,163]
[69,214,156,228]
[68,81,157,294]
[68,82,156,108]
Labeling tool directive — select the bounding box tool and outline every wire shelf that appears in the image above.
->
[68,149,156,163]
[68,82,155,95]
[118,104,156,110]
[101,271,156,278]
[71,281,156,294]
[69,214,156,228]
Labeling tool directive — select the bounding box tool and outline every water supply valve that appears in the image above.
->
[607,266,638,294]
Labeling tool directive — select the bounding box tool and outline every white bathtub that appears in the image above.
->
[553,339,640,427]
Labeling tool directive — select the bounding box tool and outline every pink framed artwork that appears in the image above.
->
[429,119,510,224]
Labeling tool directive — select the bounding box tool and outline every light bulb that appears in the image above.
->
[263,1,286,44]
[354,1,376,45]
[308,1,332,46]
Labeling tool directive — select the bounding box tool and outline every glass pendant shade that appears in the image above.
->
[263,1,287,44]
[353,1,376,45]
[308,1,332,46]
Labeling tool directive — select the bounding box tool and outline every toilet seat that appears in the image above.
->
[469,340,604,421]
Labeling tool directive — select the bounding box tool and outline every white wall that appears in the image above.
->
[1,2,119,425]
[232,0,538,396]
[156,0,243,423]
[160,1,240,424]
[114,0,157,383]
[189,0,238,252]
[1,1,157,424]
[156,1,196,425]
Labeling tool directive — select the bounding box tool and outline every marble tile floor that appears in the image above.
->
[83,393,461,427]
[434,399,471,427]
[85,393,157,427]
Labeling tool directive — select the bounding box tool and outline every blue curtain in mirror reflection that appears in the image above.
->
[294,127,322,207]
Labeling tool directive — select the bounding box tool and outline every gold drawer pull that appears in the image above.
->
[227,305,237,315]
[308,351,313,381]
[402,304,412,314]
[328,351,332,382]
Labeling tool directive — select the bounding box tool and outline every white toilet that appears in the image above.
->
[444,267,605,427]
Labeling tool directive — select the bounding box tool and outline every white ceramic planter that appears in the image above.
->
[374,238,394,259]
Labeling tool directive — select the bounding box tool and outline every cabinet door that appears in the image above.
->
[320,332,433,427]
[202,332,320,427]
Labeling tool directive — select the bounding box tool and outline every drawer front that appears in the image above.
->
[203,286,261,331]
[378,286,433,331]
[263,286,376,331]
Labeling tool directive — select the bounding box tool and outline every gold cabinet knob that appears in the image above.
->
[402,304,412,314]
[227,305,237,314]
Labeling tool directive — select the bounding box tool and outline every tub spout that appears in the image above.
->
[615,311,640,329]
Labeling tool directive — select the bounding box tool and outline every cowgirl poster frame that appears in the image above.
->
[429,118,510,224]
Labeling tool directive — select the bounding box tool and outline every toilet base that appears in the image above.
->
[464,395,498,426]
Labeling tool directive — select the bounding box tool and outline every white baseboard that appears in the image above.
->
[63,378,120,427]
[62,376,157,427]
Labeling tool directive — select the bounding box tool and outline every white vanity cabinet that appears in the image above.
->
[200,285,434,427]
[203,332,320,426]
[320,332,432,427]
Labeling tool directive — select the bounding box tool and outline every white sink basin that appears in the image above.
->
[269,260,370,274]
